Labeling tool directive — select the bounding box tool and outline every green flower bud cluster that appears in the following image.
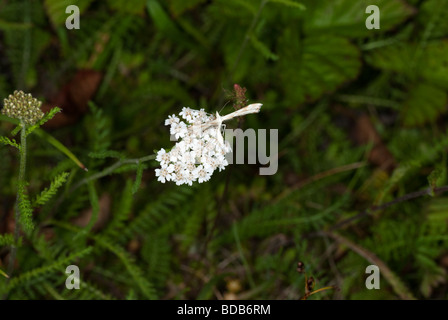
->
[2,90,44,125]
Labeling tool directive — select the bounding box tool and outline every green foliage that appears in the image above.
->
[94,235,157,299]
[302,0,414,37]
[0,1,51,88]
[402,83,447,126]
[0,136,20,149]
[367,41,448,126]
[0,234,15,247]
[3,247,93,296]
[103,179,134,239]
[278,34,361,104]
[33,172,70,207]
[122,186,194,241]
[18,182,34,234]
[86,102,112,154]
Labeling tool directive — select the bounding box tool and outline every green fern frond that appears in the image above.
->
[249,34,279,61]
[33,172,70,207]
[123,186,193,241]
[180,188,215,251]
[0,136,20,149]
[141,235,171,290]
[5,247,93,294]
[78,280,115,300]
[87,102,112,154]
[402,83,447,126]
[18,181,34,234]
[1,1,51,88]
[94,235,157,299]
[103,179,133,238]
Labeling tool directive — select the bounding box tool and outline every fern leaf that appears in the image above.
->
[95,235,157,299]
[141,235,171,290]
[402,83,447,127]
[104,180,133,238]
[0,136,20,149]
[249,34,278,61]
[5,247,93,293]
[18,182,34,234]
[33,172,70,207]
[123,186,193,241]
[78,280,115,300]
[87,102,111,153]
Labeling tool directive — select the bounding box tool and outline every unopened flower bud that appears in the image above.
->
[2,90,44,125]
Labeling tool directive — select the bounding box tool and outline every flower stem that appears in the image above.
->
[7,122,27,277]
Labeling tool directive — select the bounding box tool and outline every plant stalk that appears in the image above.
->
[7,123,27,278]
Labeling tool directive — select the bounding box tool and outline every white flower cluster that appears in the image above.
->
[155,103,262,186]
[155,107,232,185]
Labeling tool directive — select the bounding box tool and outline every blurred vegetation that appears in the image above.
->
[1,0,448,300]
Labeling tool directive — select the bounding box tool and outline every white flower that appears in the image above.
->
[165,114,179,126]
[155,167,172,183]
[194,165,212,183]
[156,148,170,165]
[170,121,188,140]
[179,107,195,123]
[155,103,262,185]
